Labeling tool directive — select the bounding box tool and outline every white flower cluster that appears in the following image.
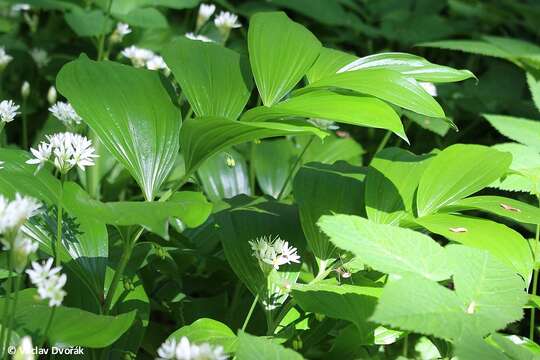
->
[156,336,227,360]
[121,46,169,73]
[185,32,214,43]
[30,48,50,68]
[249,235,300,270]
[196,3,215,30]
[0,193,40,235]
[27,258,67,307]
[26,132,98,173]
[110,22,131,43]
[214,11,241,32]
[0,47,13,70]
[0,99,20,123]
[49,101,82,126]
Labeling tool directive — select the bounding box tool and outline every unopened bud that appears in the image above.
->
[47,86,57,105]
[21,81,30,98]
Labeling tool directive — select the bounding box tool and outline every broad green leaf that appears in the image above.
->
[405,110,452,136]
[62,182,211,238]
[446,245,527,335]
[294,162,366,260]
[305,47,356,83]
[248,11,322,106]
[484,114,540,151]
[268,0,350,26]
[418,40,512,60]
[64,8,112,37]
[443,195,540,225]
[415,214,533,280]
[236,331,304,360]
[163,38,252,120]
[215,200,306,308]
[292,281,381,328]
[241,90,407,141]
[117,7,168,29]
[371,275,467,340]
[57,55,181,200]
[180,116,327,179]
[490,333,540,360]
[0,148,60,204]
[365,147,433,224]
[416,144,512,216]
[0,289,135,348]
[302,135,364,165]
[253,139,295,198]
[338,52,476,83]
[490,143,540,194]
[454,333,508,360]
[303,68,444,118]
[110,0,199,13]
[167,319,237,353]
[197,149,251,202]
[318,215,451,281]
[527,72,540,112]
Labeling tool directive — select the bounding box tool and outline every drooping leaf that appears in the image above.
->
[253,139,295,198]
[415,214,533,280]
[302,134,364,165]
[302,68,445,118]
[62,182,212,238]
[0,148,60,204]
[57,55,182,200]
[166,318,237,353]
[305,47,357,84]
[241,90,407,141]
[484,114,540,151]
[180,116,327,179]
[294,162,366,260]
[163,38,252,120]
[292,281,381,328]
[318,215,452,281]
[248,11,322,106]
[443,195,540,225]
[365,147,433,224]
[116,7,168,29]
[0,289,135,348]
[527,72,540,113]
[337,52,476,83]
[236,331,304,360]
[416,144,512,216]
[197,149,251,202]
[64,7,112,37]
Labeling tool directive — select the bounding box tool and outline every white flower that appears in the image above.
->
[157,339,177,359]
[27,258,67,307]
[30,48,50,68]
[0,100,20,123]
[15,336,35,360]
[185,32,214,43]
[0,47,13,69]
[47,86,57,105]
[11,232,39,272]
[146,55,168,71]
[156,336,227,360]
[214,11,241,36]
[196,3,215,30]
[121,45,155,68]
[115,22,131,37]
[249,235,300,271]
[21,81,30,98]
[0,193,41,234]
[49,101,82,126]
[0,160,3,169]
[26,132,98,174]
[419,82,437,97]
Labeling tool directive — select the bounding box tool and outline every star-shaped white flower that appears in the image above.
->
[0,100,20,123]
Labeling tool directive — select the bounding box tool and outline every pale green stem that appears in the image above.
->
[5,273,21,351]
[241,294,259,332]
[374,130,392,156]
[55,176,64,266]
[21,98,28,149]
[0,253,13,356]
[277,136,315,200]
[530,194,540,340]
[40,307,57,346]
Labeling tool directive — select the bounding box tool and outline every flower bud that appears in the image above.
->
[21,81,30,99]
[14,336,35,360]
[47,86,57,105]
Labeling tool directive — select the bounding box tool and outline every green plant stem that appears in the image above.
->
[530,194,540,340]
[96,0,113,61]
[249,142,256,194]
[265,310,274,336]
[21,98,28,149]
[103,228,142,314]
[277,136,315,200]
[374,130,392,156]
[185,107,194,121]
[40,307,57,346]
[403,335,408,356]
[55,176,65,266]
[0,255,13,357]
[86,135,101,199]
[0,121,5,147]
[241,294,259,332]
[5,273,21,351]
